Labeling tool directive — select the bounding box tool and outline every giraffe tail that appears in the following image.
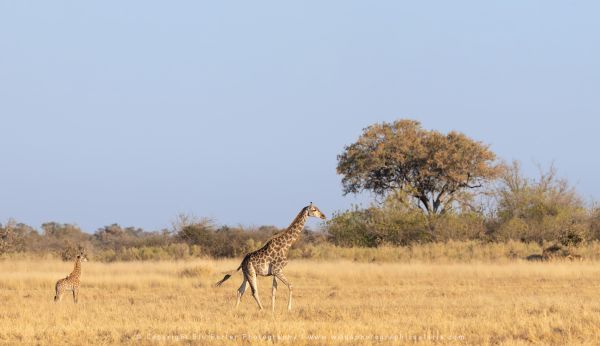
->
[214,263,242,287]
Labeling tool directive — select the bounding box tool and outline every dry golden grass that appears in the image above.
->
[1,258,599,345]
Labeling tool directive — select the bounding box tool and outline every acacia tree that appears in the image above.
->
[337,120,500,217]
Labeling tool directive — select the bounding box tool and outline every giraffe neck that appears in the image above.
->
[278,207,309,251]
[70,258,82,279]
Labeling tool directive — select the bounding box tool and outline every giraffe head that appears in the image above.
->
[77,251,88,262]
[307,202,326,220]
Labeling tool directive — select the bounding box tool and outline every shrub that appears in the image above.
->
[326,207,375,247]
[489,162,589,244]
[433,212,487,242]
[325,194,485,246]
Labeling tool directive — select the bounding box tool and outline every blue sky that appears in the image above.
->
[0,1,598,232]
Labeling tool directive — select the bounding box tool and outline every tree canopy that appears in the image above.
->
[336,119,500,216]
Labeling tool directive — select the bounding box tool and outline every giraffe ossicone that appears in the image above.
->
[215,203,326,311]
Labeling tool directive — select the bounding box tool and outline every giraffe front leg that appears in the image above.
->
[73,288,79,303]
[275,273,293,311]
[271,276,278,312]
[236,278,248,309]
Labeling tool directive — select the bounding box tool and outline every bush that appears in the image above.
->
[489,162,590,244]
[326,207,375,247]
[0,220,26,254]
[589,206,600,241]
[60,244,84,261]
[325,193,485,246]
[432,212,487,242]
[177,221,292,257]
[94,224,171,250]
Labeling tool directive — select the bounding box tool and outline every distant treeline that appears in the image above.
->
[1,162,599,262]
[0,217,327,261]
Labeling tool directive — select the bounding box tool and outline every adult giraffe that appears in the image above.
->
[216,203,326,311]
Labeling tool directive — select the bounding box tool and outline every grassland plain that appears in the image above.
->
[1,258,599,345]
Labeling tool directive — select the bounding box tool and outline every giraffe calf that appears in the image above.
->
[54,251,88,303]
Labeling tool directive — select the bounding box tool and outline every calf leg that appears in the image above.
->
[54,282,63,302]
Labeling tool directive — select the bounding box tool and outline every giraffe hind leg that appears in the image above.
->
[247,273,264,310]
[236,277,248,309]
